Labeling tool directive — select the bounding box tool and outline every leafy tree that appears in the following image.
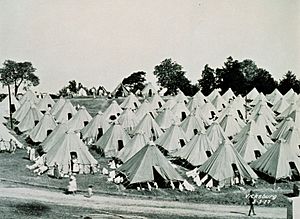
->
[153,58,193,96]
[0,60,39,96]
[278,71,300,94]
[68,80,77,93]
[122,71,147,94]
[198,64,216,96]
[250,68,278,94]
[0,60,39,127]
[215,57,246,95]
[58,86,68,97]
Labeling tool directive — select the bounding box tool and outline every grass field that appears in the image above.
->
[0,97,295,209]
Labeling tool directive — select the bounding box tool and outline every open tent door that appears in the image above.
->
[67,113,72,120]
[237,110,244,120]
[266,126,272,135]
[83,121,89,127]
[289,162,300,181]
[254,150,261,159]
[179,139,186,147]
[148,89,152,97]
[193,129,198,135]
[10,104,16,113]
[181,112,187,121]
[205,151,212,158]
[231,163,240,184]
[97,128,103,140]
[118,140,124,151]
[109,115,117,120]
[158,101,162,108]
[46,129,52,136]
[257,136,264,145]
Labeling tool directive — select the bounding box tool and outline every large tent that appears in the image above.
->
[234,132,267,163]
[172,132,213,166]
[102,100,123,122]
[94,123,131,157]
[54,100,77,124]
[36,93,55,113]
[120,92,141,110]
[66,106,92,131]
[117,142,183,186]
[198,140,258,187]
[80,111,110,144]
[131,113,163,141]
[117,108,138,133]
[46,131,98,174]
[180,114,205,140]
[19,90,39,105]
[250,139,300,180]
[28,111,57,143]
[155,124,188,153]
[16,105,43,133]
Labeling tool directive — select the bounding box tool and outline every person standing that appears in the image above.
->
[67,175,77,195]
[248,190,256,216]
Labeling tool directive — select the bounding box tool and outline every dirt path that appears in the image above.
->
[0,186,287,218]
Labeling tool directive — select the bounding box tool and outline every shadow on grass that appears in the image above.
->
[230,211,247,216]
[13,202,51,217]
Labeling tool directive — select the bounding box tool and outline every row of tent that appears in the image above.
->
[1,86,300,188]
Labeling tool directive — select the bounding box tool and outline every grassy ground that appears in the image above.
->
[0,97,294,209]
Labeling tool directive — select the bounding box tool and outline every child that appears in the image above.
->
[87,185,93,198]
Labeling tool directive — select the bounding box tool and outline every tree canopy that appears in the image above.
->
[278,71,300,94]
[122,71,146,94]
[153,58,196,96]
[0,60,39,95]
[198,64,216,96]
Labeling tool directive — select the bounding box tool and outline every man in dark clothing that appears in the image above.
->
[248,190,256,216]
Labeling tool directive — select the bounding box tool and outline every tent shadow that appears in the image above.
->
[230,211,248,216]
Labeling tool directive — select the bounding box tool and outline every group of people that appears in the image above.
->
[0,138,18,153]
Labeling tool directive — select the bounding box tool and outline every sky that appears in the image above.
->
[0,0,299,93]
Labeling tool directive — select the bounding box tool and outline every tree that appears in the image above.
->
[0,60,39,96]
[278,71,300,94]
[250,68,278,94]
[153,58,193,96]
[0,60,39,127]
[198,64,216,96]
[215,57,246,95]
[122,71,147,94]
[68,80,77,94]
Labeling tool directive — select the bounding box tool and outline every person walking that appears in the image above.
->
[248,190,256,216]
